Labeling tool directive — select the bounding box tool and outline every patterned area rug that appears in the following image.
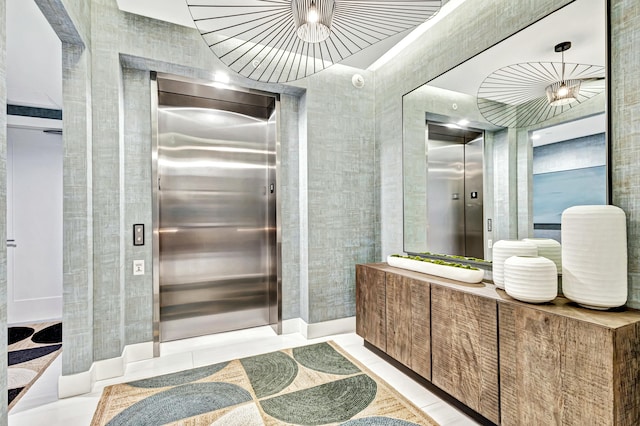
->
[91,341,439,425]
[8,321,62,411]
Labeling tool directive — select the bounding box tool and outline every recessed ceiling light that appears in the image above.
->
[458,119,469,126]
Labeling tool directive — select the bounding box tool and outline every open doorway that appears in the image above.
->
[6,0,63,412]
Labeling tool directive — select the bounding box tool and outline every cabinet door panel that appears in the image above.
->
[356,265,386,350]
[410,279,430,379]
[431,285,499,424]
[499,303,566,425]
[500,302,616,425]
[386,273,412,366]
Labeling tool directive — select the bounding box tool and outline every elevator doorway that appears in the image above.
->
[426,122,484,259]
[152,75,280,343]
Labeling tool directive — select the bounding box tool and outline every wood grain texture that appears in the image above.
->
[431,285,499,423]
[356,264,386,351]
[386,273,412,367]
[613,322,640,425]
[357,264,640,425]
[562,319,613,425]
[410,278,430,380]
[385,274,431,379]
[499,303,567,425]
[499,301,640,426]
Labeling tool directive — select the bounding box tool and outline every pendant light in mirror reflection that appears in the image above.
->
[186,0,442,83]
[477,41,605,128]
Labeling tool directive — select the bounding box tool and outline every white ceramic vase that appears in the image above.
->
[523,238,562,273]
[561,205,627,310]
[492,240,538,289]
[387,255,484,284]
[504,256,558,303]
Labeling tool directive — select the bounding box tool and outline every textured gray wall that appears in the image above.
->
[302,67,376,324]
[0,0,8,422]
[61,42,94,374]
[279,94,301,321]
[122,68,153,344]
[610,0,640,308]
[91,0,125,361]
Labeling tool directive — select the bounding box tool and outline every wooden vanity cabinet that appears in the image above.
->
[386,273,431,379]
[431,285,500,424]
[356,264,431,379]
[499,300,640,426]
[356,263,640,425]
[355,264,386,351]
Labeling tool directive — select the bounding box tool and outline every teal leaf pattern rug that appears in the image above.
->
[91,341,438,425]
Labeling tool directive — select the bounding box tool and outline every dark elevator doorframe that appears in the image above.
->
[426,122,484,259]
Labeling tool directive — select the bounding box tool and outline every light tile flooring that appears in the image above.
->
[8,327,479,425]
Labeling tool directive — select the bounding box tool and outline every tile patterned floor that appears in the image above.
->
[8,327,479,425]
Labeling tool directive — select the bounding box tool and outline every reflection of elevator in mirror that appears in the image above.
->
[426,122,484,259]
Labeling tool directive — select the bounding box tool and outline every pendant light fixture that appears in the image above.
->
[186,0,442,83]
[545,41,581,106]
[477,41,605,128]
[291,0,335,43]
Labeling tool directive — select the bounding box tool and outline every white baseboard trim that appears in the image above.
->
[303,316,356,339]
[282,318,304,335]
[58,341,153,399]
[282,317,355,338]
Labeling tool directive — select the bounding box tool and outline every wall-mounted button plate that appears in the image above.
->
[133,224,144,246]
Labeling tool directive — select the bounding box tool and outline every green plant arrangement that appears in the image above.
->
[387,253,486,284]
[390,254,479,270]
[418,251,492,264]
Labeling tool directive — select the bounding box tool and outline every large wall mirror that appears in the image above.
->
[402,0,607,263]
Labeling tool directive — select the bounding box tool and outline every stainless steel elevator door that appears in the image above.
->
[157,105,276,342]
[427,140,465,255]
[464,137,484,258]
[426,122,484,259]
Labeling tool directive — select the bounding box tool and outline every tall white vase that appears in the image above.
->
[504,256,557,303]
[561,205,627,309]
[492,240,538,289]
[523,238,562,273]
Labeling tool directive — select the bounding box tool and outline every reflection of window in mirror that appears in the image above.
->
[531,113,607,243]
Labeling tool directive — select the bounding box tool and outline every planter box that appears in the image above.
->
[387,255,484,284]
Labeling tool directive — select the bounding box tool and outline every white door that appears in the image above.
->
[7,126,63,324]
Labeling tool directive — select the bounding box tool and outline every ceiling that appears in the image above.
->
[114,0,450,70]
[7,0,456,111]
[5,0,605,113]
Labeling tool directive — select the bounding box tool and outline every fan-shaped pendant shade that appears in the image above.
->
[292,0,335,43]
[477,62,605,128]
[186,0,442,83]
[545,79,582,106]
